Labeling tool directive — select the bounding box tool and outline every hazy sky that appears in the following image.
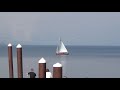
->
[0,12,120,46]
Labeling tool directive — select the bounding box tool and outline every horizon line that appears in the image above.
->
[1,43,120,46]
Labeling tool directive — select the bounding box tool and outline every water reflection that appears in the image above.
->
[58,55,68,78]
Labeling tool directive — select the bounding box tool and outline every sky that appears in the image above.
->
[0,12,120,46]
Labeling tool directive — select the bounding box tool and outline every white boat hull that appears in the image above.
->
[56,52,69,55]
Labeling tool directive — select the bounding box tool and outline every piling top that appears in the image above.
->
[16,44,22,48]
[8,43,12,47]
[53,62,62,67]
[38,57,46,63]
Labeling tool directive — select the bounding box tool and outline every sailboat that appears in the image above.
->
[56,38,69,55]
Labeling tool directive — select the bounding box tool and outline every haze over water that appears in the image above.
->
[0,12,120,78]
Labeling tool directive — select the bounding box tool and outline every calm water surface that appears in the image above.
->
[1,45,120,78]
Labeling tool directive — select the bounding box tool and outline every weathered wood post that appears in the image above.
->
[16,44,23,78]
[8,43,14,78]
[53,62,62,78]
[38,57,46,78]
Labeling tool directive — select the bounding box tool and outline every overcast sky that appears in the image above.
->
[0,12,120,46]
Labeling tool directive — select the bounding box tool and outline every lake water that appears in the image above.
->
[1,45,120,78]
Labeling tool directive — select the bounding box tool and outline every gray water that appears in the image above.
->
[1,45,120,78]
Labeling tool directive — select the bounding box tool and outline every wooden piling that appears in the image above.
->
[38,57,46,78]
[16,44,23,78]
[8,43,14,78]
[53,63,62,78]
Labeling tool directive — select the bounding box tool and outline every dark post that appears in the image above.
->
[16,44,23,78]
[53,63,62,78]
[38,57,46,78]
[8,43,14,78]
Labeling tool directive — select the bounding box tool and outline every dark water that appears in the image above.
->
[1,45,120,78]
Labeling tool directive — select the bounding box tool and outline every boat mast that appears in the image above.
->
[59,37,61,42]
[56,37,61,54]
[59,37,62,48]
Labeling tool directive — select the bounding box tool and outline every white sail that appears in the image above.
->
[56,38,69,55]
[59,41,68,53]
[56,45,59,53]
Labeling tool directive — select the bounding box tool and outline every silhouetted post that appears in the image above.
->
[8,43,14,78]
[53,63,62,78]
[38,57,46,78]
[16,44,23,78]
